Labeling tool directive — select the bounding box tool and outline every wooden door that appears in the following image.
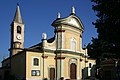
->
[70,63,77,79]
[50,68,55,80]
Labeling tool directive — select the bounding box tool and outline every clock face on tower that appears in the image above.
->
[16,34,22,40]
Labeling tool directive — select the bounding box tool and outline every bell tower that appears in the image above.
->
[10,4,24,56]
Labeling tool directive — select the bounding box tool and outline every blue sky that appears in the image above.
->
[0,0,97,64]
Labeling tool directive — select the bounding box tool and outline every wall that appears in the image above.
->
[26,51,42,80]
[11,51,26,79]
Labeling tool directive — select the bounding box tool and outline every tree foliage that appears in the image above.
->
[88,0,120,59]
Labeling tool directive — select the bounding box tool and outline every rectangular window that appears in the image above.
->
[31,70,40,76]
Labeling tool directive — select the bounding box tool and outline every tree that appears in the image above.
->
[88,0,120,59]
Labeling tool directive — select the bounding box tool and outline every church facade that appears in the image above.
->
[0,4,96,80]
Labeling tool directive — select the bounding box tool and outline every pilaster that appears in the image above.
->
[42,54,48,79]
[55,56,65,79]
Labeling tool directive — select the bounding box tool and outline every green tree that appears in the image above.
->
[88,0,120,59]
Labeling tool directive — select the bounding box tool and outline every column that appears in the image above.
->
[55,56,65,80]
[80,58,83,80]
[42,55,48,79]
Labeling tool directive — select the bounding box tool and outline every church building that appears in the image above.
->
[0,4,96,80]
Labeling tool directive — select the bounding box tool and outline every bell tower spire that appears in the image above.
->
[10,4,24,56]
[13,3,23,24]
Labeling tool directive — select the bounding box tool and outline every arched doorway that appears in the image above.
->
[70,63,77,79]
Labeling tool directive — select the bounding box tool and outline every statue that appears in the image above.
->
[57,12,61,18]
[72,6,75,14]
[42,33,47,39]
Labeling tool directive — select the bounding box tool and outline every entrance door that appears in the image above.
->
[50,68,55,80]
[70,63,77,79]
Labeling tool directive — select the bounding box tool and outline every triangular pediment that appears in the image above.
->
[64,16,82,28]
[52,15,84,31]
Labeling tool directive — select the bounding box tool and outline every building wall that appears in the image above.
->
[26,51,56,80]
[0,68,4,80]
[25,50,90,79]
[63,53,82,79]
[63,26,82,51]
[26,51,43,80]
[2,58,10,68]
[44,52,56,79]
[11,51,26,79]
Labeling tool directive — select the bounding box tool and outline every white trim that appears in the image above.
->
[61,59,64,77]
[56,31,64,49]
[56,59,64,78]
[57,60,60,79]
[80,61,82,79]
[44,48,82,53]
[61,32,64,49]
[44,59,47,78]
[57,32,61,49]
[64,77,70,79]
[69,58,78,65]
[44,48,86,56]
[80,37,82,51]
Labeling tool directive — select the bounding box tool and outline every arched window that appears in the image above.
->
[17,26,21,34]
[33,58,39,66]
[71,38,76,51]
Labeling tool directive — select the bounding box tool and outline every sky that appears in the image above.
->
[0,0,97,65]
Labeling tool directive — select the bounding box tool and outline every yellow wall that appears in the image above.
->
[26,51,56,79]
[63,26,82,52]
[63,53,83,79]
[44,52,56,78]
[26,51,42,79]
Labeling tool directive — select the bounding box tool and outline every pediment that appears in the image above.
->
[64,17,81,28]
[52,15,84,31]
